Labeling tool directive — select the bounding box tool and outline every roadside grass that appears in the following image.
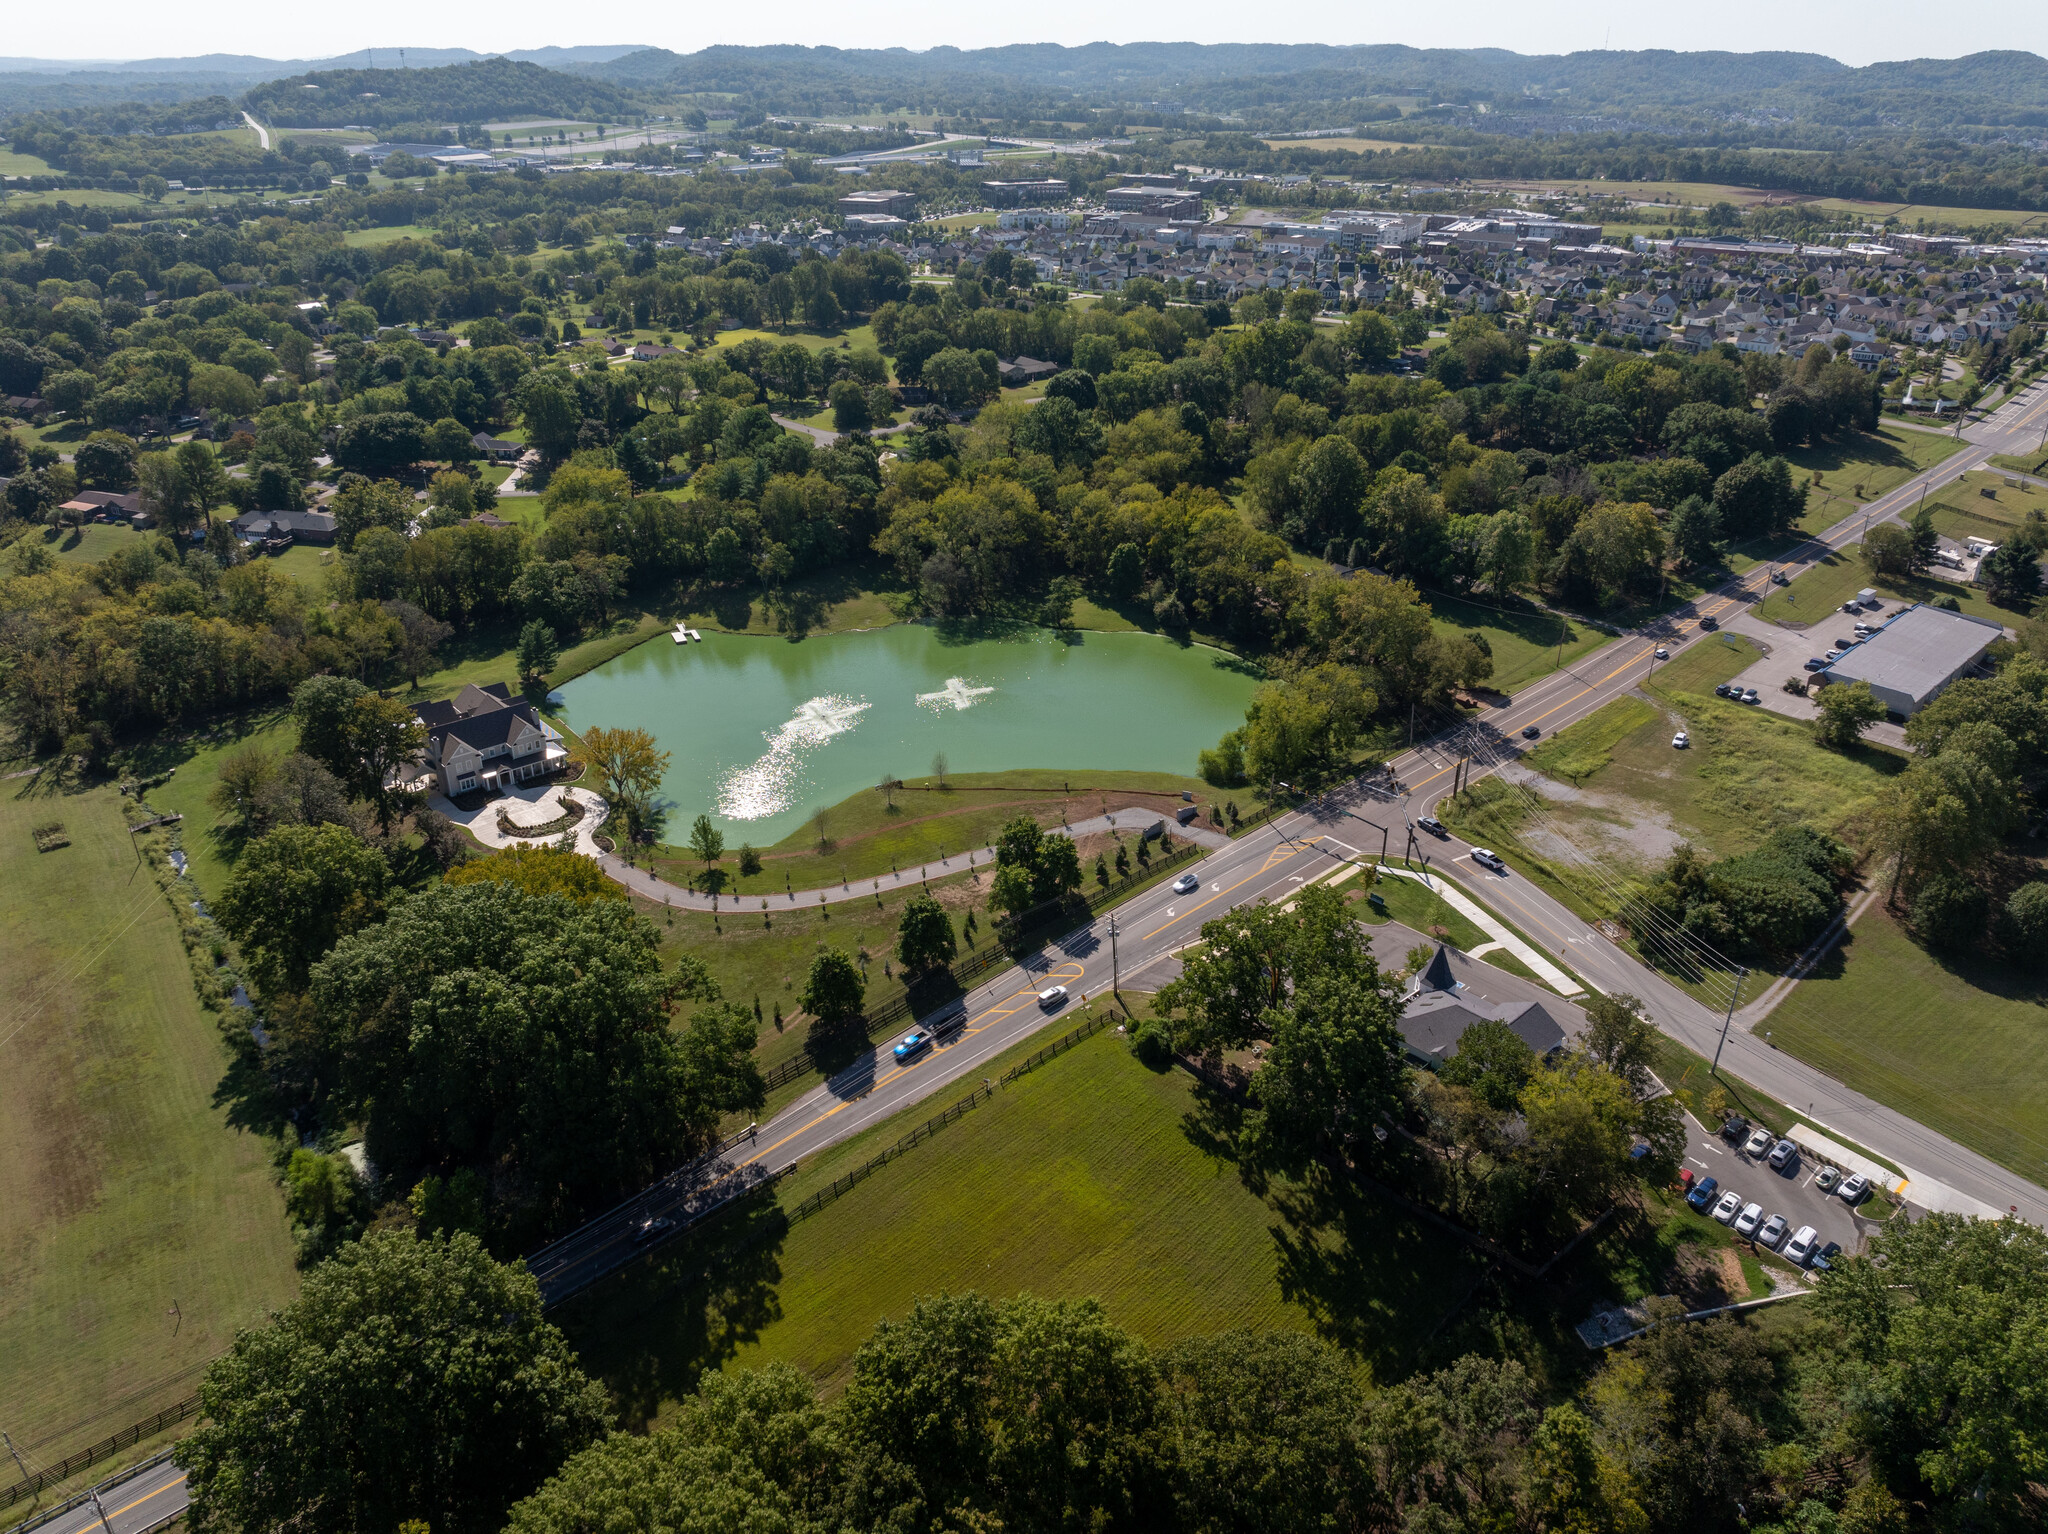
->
[0,782,298,1450]
[1756,541,2015,629]
[1763,905,2048,1185]
[1337,865,1490,951]
[1988,450,2048,478]
[1920,471,2048,551]
[1782,422,1968,534]
[559,1020,1485,1425]
[1422,591,1609,694]
[1526,697,1658,785]
[648,767,1254,895]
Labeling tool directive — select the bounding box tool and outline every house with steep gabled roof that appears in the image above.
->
[415,682,568,797]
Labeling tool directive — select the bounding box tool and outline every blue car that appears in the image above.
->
[892,1028,933,1063]
[1804,657,1828,672]
[1686,1175,1719,1212]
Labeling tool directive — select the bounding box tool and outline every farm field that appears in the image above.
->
[0,783,298,1452]
[560,1020,1484,1424]
[1763,905,2048,1184]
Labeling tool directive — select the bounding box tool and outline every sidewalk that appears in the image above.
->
[1378,864,1586,998]
[597,803,1231,911]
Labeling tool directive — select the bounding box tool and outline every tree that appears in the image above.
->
[1815,679,1888,749]
[688,812,725,867]
[74,430,137,491]
[209,744,279,835]
[1518,1057,1642,1214]
[445,846,620,902]
[183,1232,613,1534]
[1440,1019,1538,1112]
[330,475,415,551]
[309,883,753,1220]
[290,675,370,782]
[1668,494,1722,568]
[1980,541,2042,607]
[1908,506,1940,572]
[214,823,389,996]
[1712,454,1805,540]
[517,372,583,462]
[2001,881,2048,968]
[896,890,957,973]
[1862,521,1915,581]
[332,412,429,478]
[1242,967,1406,1169]
[988,813,1083,916]
[800,948,866,1024]
[341,693,427,832]
[828,379,871,434]
[385,600,452,689]
[1289,435,1369,550]
[573,725,670,840]
[516,619,558,685]
[1528,1402,1648,1534]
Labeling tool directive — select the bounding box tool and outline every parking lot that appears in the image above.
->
[1707,608,1909,748]
[1678,1113,1869,1264]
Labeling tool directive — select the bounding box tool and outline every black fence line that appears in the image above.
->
[786,1010,1117,1226]
[0,1402,199,1511]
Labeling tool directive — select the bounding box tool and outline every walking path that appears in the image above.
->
[597,804,1230,911]
[1377,864,1586,998]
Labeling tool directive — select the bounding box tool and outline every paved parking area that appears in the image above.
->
[1701,608,1909,747]
[1680,1115,1871,1262]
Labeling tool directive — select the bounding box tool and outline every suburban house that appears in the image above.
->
[1397,946,1570,1067]
[997,355,1061,387]
[414,682,569,797]
[230,509,339,546]
[471,432,524,462]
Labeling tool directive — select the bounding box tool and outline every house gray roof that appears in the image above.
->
[1398,944,1569,1064]
[417,683,546,764]
[232,509,337,537]
[1820,603,2004,706]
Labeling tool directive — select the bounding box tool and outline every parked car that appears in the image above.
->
[1805,657,1828,671]
[1672,731,1690,749]
[1038,985,1069,1010]
[1814,1166,1841,1192]
[1768,1137,1799,1170]
[893,1027,934,1062]
[1686,1175,1720,1212]
[1744,1127,1774,1158]
[1742,688,1761,704]
[631,1215,675,1247]
[1784,1225,1820,1265]
[1715,683,1733,697]
[1720,1114,1750,1143]
[1470,848,1507,873]
[1734,1201,1766,1237]
[1758,1213,1790,1249]
[1417,815,1446,837]
[1811,1241,1844,1272]
[1172,872,1200,894]
[1712,1190,1744,1223]
[1837,1173,1870,1203]
[1521,725,1541,740]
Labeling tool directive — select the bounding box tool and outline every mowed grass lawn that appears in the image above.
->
[1757,541,2016,630]
[1423,591,1608,694]
[1782,422,1968,535]
[561,1021,1481,1425]
[1767,906,2048,1184]
[0,784,297,1448]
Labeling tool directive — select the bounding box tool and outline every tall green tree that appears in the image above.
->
[895,890,957,973]
[183,1232,613,1534]
[215,823,389,994]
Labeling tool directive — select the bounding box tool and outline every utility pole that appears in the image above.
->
[3,1431,33,1497]
[89,1486,118,1534]
[1106,914,1120,994]
[1710,965,1750,1078]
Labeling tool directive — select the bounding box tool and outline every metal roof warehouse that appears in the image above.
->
[1818,603,2005,716]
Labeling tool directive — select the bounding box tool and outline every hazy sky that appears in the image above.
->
[7,2,2043,70]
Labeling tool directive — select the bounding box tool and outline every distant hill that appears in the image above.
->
[240,57,649,130]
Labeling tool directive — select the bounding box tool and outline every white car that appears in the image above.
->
[1743,1127,1774,1158]
[1672,731,1689,749]
[1837,1173,1870,1203]
[1172,873,1200,894]
[1037,986,1069,1010]
[1733,1201,1766,1237]
[1783,1225,1820,1265]
[1654,645,1670,659]
[1470,849,1507,874]
[1711,1190,1743,1223]
[1758,1213,1790,1249]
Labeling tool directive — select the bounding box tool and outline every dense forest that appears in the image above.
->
[241,57,649,131]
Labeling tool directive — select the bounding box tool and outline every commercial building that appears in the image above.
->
[982,178,1070,206]
[836,188,917,219]
[1817,603,2004,716]
[1104,187,1202,220]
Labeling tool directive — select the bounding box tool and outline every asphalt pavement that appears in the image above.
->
[9,1456,188,1534]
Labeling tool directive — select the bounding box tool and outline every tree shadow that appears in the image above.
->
[557,1194,789,1431]
[211,1029,296,1139]
[804,1013,875,1076]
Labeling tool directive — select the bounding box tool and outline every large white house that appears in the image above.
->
[414,683,568,796]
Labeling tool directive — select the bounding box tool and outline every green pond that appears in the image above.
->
[556,625,1262,844]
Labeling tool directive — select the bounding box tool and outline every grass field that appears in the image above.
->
[0,783,298,1451]
[1781,422,1969,535]
[341,224,438,247]
[1441,633,1903,937]
[646,765,1246,894]
[1422,591,1609,694]
[0,147,57,175]
[1264,137,1416,153]
[560,1020,1484,1423]
[1757,541,2015,629]
[1988,450,2048,478]
[1762,905,2048,1185]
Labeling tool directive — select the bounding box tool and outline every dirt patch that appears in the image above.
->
[1665,1244,1750,1308]
[1497,762,1690,867]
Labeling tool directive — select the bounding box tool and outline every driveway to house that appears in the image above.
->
[435,781,610,856]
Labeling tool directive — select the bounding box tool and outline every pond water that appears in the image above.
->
[556,625,1262,844]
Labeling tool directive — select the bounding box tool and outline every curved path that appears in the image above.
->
[598,805,1232,911]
